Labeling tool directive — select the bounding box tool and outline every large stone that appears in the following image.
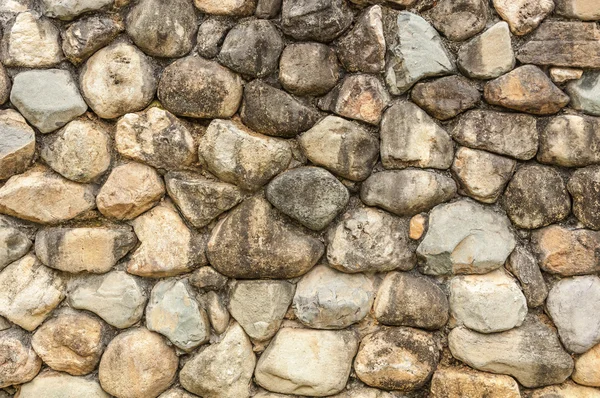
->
[574,343,600,387]
[256,328,358,396]
[280,0,353,42]
[539,115,600,167]
[458,22,515,80]
[41,0,112,20]
[532,383,600,398]
[484,65,569,115]
[448,315,574,387]
[430,367,521,398]
[0,328,41,388]
[16,371,109,398]
[180,323,256,398]
[193,0,256,16]
[555,0,600,20]
[279,43,340,96]
[80,42,157,119]
[299,116,379,181]
[360,169,457,217]
[61,14,124,65]
[427,0,487,41]
[410,76,480,120]
[493,0,554,35]
[380,101,453,170]
[374,271,448,330]
[0,109,35,180]
[199,119,291,191]
[11,69,87,133]
[385,11,455,95]
[569,166,600,230]
[229,280,294,341]
[195,17,235,58]
[417,200,516,276]
[0,226,30,270]
[207,196,324,279]
[158,56,242,118]
[504,164,571,229]
[568,71,600,116]
[506,246,548,308]
[355,327,439,392]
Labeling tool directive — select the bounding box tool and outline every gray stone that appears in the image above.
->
[61,14,124,65]
[0,328,41,388]
[492,0,554,36]
[555,0,600,20]
[281,0,353,42]
[196,17,235,58]
[427,0,487,41]
[458,22,515,80]
[360,169,457,217]
[189,266,228,291]
[17,371,109,398]
[279,43,340,96]
[568,165,600,230]
[0,226,30,270]
[568,71,600,116]
[193,0,256,16]
[417,200,516,276]
[42,0,112,20]
[255,0,280,18]
[0,109,35,180]
[506,246,548,308]
[539,115,600,167]
[410,76,480,120]
[11,69,87,133]
[0,64,10,105]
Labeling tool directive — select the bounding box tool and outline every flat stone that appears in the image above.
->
[568,166,600,230]
[574,343,600,386]
[204,291,229,334]
[16,371,109,398]
[532,383,600,398]
[385,11,455,95]
[299,116,379,181]
[195,17,235,58]
[41,0,112,20]
[427,0,487,41]
[11,69,87,133]
[115,107,196,170]
[0,166,96,224]
[452,110,538,160]
[180,323,256,398]
[360,169,457,217]
[193,0,256,16]
[61,14,124,65]
[199,119,291,192]
[229,280,294,341]
[0,226,30,270]
[207,196,324,279]
[551,67,584,84]
[99,328,178,398]
[68,271,147,328]
[380,101,454,170]
[355,327,439,392]
[280,0,353,42]
[0,328,41,388]
[538,115,600,167]
[417,199,515,276]
[448,315,574,387]
[568,71,600,116]
[96,162,165,220]
[279,43,340,96]
[266,167,349,231]
[374,271,448,330]
[555,0,600,20]
[411,76,480,120]
[484,65,570,115]
[430,367,521,398]
[458,22,515,80]
[190,266,228,291]
[256,328,359,396]
[493,0,554,35]
[0,109,35,180]
[506,246,548,308]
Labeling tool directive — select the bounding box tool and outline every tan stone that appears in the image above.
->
[458,22,515,80]
[555,0,600,20]
[430,367,521,398]
[15,370,109,398]
[550,67,584,84]
[531,382,600,398]
[409,214,426,240]
[0,109,35,180]
[574,343,600,387]
[493,0,554,35]
[0,329,41,388]
[193,0,255,15]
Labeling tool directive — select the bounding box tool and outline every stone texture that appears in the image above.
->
[0,226,30,270]
[506,246,548,308]
[492,0,554,36]
[532,383,600,398]
[280,0,353,42]
[410,214,426,240]
[16,370,109,398]
[0,109,35,180]
[569,71,600,116]
[204,291,229,334]
[0,65,10,106]
[574,343,600,387]
[458,22,515,80]
[569,166,600,230]
[555,0,600,20]
[430,367,521,398]
[158,388,197,398]
[538,115,600,167]
[279,43,340,96]
[195,17,235,58]
[255,0,280,18]
[61,14,124,65]
[427,0,487,41]
[42,0,112,20]
[551,67,584,84]
[0,328,41,388]
[410,76,480,120]
[190,266,228,291]
[193,0,256,16]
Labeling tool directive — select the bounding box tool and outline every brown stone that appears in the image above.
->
[430,367,521,398]
[409,214,426,240]
[411,76,480,120]
[279,43,340,96]
[0,328,41,388]
[538,115,600,167]
[574,343,600,387]
[555,0,600,21]
[492,0,554,35]
[426,0,488,41]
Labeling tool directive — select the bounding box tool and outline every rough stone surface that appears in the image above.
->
[531,383,600,398]
[158,388,197,398]
[16,370,109,398]
[555,0,600,20]
[279,43,340,96]
[336,6,385,73]
[0,109,35,180]
[539,115,600,167]
[42,0,112,20]
[61,14,124,65]
[410,76,480,120]
[551,67,584,84]
[568,71,600,116]
[280,0,353,42]
[0,226,30,270]
[430,367,521,398]
[506,246,548,308]
[195,17,235,58]
[190,266,228,291]
[492,0,554,36]
[574,343,600,387]
[0,328,41,388]
[427,0,487,41]
[193,0,256,16]
[568,166,600,230]
[458,22,515,80]
[204,291,229,334]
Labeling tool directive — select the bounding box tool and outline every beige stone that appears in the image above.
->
[551,67,584,84]
[458,22,515,80]
[15,370,109,398]
[574,343,600,386]
[531,383,600,398]
[193,0,255,15]
[409,214,426,240]
[158,388,197,398]
[0,109,35,180]
[493,0,554,35]
[555,0,600,20]
[0,329,41,388]
[430,367,521,398]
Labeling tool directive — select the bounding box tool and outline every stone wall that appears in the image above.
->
[0,0,600,397]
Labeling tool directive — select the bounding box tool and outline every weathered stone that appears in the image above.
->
[570,71,600,117]
[569,166,600,230]
[448,315,574,387]
[551,67,584,84]
[80,42,157,119]
[506,246,548,308]
[299,116,379,181]
[61,14,124,65]
[16,370,109,398]
[380,101,453,170]
[374,271,448,330]
[555,0,600,20]
[196,17,235,58]
[11,69,87,133]
[504,164,571,229]
[0,226,30,270]
[0,64,10,105]
[42,0,112,20]
[493,0,554,35]
[256,328,358,396]
[189,266,228,291]
[330,388,395,398]
[68,271,147,328]
[0,0,32,13]
[99,328,178,398]
[204,291,229,334]
[96,162,165,220]
[574,343,600,387]
[180,323,256,398]
[360,170,457,217]
[411,76,480,120]
[229,280,294,341]
[385,12,455,95]
[279,43,340,96]
[532,383,600,398]
[0,109,35,180]
[193,0,256,16]
[255,0,280,18]
[452,147,516,203]
[355,327,439,392]
[484,65,569,115]
[158,387,197,398]
[0,328,41,388]
[280,0,353,42]
[458,22,515,80]
[158,56,242,118]
[336,6,384,73]
[417,200,515,276]
[0,167,96,224]
[430,367,521,398]
[427,0,487,41]
[538,115,600,167]
[208,196,323,279]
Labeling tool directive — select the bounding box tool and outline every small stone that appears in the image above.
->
[458,22,515,80]
[568,71,600,116]
[68,271,147,328]
[327,207,416,273]
[61,14,124,65]
[493,0,554,35]
[355,327,439,392]
[11,69,87,133]
[430,368,521,398]
[99,328,178,398]
[193,0,256,16]
[256,328,358,396]
[208,196,324,279]
[0,11,62,67]
[204,291,229,334]
[255,0,280,18]
[0,109,35,180]
[504,164,571,229]
[190,266,228,291]
[330,388,396,398]
[195,17,235,58]
[380,101,454,170]
[266,167,349,231]
[555,0,600,20]
[80,42,157,119]
[0,226,30,270]
[360,169,457,217]
[451,147,516,203]
[31,310,105,375]
[506,246,548,308]
[281,0,353,42]
[449,315,574,387]
[336,5,384,74]
[96,162,165,220]
[41,0,112,20]
[385,11,455,95]
[16,370,109,398]
[229,280,294,341]
[374,271,448,330]
[115,107,196,170]
[126,0,197,58]
[409,214,426,240]
[279,43,340,96]
[550,67,584,84]
[180,323,256,398]
[0,166,96,224]
[0,328,41,388]
[427,0,487,41]
[574,343,600,386]
[411,76,480,120]
[568,166,600,230]
[532,383,600,398]
[538,115,600,167]
[299,116,379,182]
[159,387,197,398]
[484,65,569,115]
